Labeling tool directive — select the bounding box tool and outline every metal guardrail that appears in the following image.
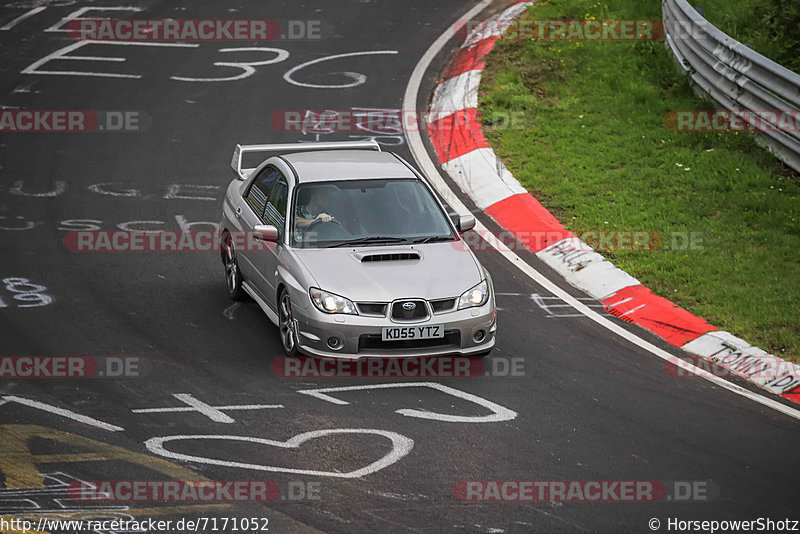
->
[662,0,800,173]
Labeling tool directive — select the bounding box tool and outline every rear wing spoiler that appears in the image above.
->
[230,140,381,180]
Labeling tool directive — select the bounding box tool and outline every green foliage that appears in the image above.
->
[701,0,800,73]
[479,0,800,359]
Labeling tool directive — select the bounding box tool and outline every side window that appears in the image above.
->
[245,166,280,219]
[265,176,288,232]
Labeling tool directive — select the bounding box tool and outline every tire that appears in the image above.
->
[222,233,247,301]
[278,287,300,356]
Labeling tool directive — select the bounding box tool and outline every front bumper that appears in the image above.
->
[292,300,496,359]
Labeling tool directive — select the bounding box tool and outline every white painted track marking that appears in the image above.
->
[528,293,608,318]
[10,181,65,198]
[0,7,46,31]
[297,382,517,423]
[171,47,289,82]
[23,41,198,79]
[283,50,399,89]
[131,393,283,423]
[441,148,526,209]
[223,302,242,320]
[88,183,139,197]
[1,396,124,431]
[402,0,800,422]
[429,70,482,121]
[163,184,219,200]
[145,429,414,478]
[44,7,142,33]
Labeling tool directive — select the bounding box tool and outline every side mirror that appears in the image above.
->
[253,224,279,242]
[454,214,476,232]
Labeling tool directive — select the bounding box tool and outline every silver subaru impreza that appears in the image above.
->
[220,140,495,358]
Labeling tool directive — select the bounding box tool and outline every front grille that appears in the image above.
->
[358,330,461,352]
[391,300,428,322]
[357,302,388,317]
[431,298,456,314]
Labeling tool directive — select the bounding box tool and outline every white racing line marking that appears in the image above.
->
[529,292,608,318]
[145,429,414,478]
[0,396,124,431]
[297,382,517,423]
[402,0,800,422]
[0,7,46,31]
[499,291,608,317]
[131,393,283,423]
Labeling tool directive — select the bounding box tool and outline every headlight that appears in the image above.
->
[458,279,489,310]
[309,288,358,315]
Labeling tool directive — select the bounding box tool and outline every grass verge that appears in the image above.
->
[479,0,799,360]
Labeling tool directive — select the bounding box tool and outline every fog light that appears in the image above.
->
[473,330,486,343]
[327,337,343,350]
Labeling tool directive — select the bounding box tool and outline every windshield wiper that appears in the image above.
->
[409,235,456,244]
[328,236,410,248]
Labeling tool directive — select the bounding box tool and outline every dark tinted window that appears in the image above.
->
[245,167,280,219]
[265,176,288,230]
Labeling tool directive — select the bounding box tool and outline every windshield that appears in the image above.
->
[291,178,456,248]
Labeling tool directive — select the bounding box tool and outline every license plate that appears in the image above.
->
[381,325,443,341]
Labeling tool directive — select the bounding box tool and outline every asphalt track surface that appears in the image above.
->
[0,1,798,533]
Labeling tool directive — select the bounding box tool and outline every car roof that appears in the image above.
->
[279,150,418,183]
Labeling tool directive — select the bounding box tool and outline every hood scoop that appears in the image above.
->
[353,249,423,263]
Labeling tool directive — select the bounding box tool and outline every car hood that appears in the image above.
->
[292,241,483,302]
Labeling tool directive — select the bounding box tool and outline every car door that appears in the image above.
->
[238,166,279,290]
[261,173,289,298]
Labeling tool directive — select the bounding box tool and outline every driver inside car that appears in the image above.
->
[295,186,337,228]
